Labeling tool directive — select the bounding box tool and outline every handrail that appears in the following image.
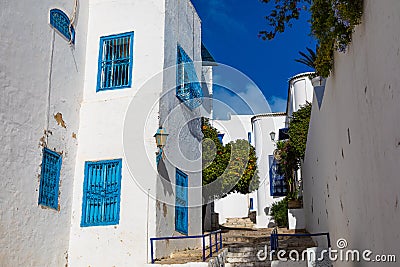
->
[150,229,223,264]
[270,228,331,252]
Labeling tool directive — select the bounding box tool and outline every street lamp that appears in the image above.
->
[154,127,169,164]
[269,131,276,142]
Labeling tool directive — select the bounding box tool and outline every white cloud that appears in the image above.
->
[267,96,287,112]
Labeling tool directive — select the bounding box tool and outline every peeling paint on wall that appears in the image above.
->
[54,112,67,128]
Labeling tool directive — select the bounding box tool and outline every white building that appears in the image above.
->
[1,0,214,266]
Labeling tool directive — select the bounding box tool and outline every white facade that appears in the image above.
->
[302,0,400,262]
[251,113,286,228]
[0,1,89,266]
[1,0,211,266]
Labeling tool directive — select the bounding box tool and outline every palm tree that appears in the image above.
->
[295,46,317,70]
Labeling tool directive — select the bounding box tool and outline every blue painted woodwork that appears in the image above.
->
[97,32,134,91]
[249,198,254,210]
[176,45,203,109]
[248,132,252,143]
[278,128,289,141]
[175,169,188,235]
[50,9,75,44]
[81,159,122,227]
[269,155,287,197]
[38,148,62,210]
[217,133,225,144]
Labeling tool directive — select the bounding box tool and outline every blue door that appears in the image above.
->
[175,169,188,235]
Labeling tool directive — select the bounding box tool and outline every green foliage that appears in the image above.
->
[274,103,311,196]
[270,197,288,228]
[288,102,312,160]
[261,0,364,77]
[202,118,260,198]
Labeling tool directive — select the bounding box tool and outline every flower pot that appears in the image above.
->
[311,76,327,109]
[288,199,303,209]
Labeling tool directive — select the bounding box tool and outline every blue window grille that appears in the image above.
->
[248,132,252,143]
[175,169,188,235]
[278,128,289,141]
[50,9,75,44]
[38,148,62,210]
[176,45,203,110]
[217,133,225,144]
[269,155,287,197]
[97,32,134,91]
[81,159,122,227]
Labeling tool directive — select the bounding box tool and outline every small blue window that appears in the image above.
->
[38,148,62,210]
[217,133,225,144]
[249,198,254,210]
[279,128,289,141]
[50,9,75,44]
[269,155,287,197]
[97,32,134,91]
[81,159,122,227]
[248,132,252,143]
[176,45,203,110]
[175,169,188,235]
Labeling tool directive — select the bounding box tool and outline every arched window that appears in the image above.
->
[50,9,75,44]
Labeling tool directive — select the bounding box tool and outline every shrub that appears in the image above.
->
[270,198,288,228]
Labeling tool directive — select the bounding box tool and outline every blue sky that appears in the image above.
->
[191,0,316,116]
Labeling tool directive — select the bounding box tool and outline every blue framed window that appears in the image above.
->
[176,45,203,110]
[38,148,62,210]
[278,128,289,141]
[175,169,188,235]
[50,9,75,44]
[269,155,287,197]
[248,132,252,143]
[81,159,122,227]
[97,32,134,91]
[249,198,254,210]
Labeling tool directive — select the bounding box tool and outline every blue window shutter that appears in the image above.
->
[269,155,287,197]
[175,169,188,235]
[38,148,62,210]
[81,159,122,227]
[50,9,75,44]
[176,45,203,110]
[97,32,134,91]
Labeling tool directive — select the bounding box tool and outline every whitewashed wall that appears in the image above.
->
[67,0,166,266]
[0,1,89,266]
[303,0,400,265]
[212,115,254,223]
[252,113,286,228]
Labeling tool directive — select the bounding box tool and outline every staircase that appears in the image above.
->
[223,217,255,229]
[222,227,316,267]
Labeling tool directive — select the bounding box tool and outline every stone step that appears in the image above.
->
[223,235,269,243]
[226,255,269,263]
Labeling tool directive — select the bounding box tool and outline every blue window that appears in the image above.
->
[175,169,188,235]
[81,159,122,227]
[176,45,203,110]
[38,148,62,210]
[249,198,254,210]
[248,132,252,143]
[50,9,75,44]
[269,155,287,197]
[97,32,134,91]
[217,133,225,144]
[278,128,289,141]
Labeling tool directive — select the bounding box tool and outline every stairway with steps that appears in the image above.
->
[222,228,316,267]
[222,217,255,229]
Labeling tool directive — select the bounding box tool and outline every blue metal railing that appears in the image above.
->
[270,228,331,252]
[150,229,223,264]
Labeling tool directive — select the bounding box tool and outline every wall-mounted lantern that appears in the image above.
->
[154,127,169,164]
[269,131,276,142]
